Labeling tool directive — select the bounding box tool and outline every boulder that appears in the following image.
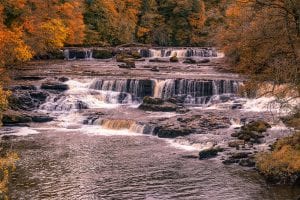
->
[229,152,251,159]
[41,82,69,91]
[29,91,48,101]
[8,91,48,111]
[139,96,179,112]
[139,100,178,112]
[58,77,69,82]
[2,110,32,125]
[232,120,271,143]
[11,85,36,91]
[228,140,245,148]
[142,96,164,105]
[75,101,89,110]
[130,50,142,59]
[156,127,193,138]
[223,153,254,167]
[199,147,223,160]
[243,120,271,133]
[118,60,136,69]
[31,115,53,123]
[239,158,256,167]
[232,103,243,110]
[170,56,179,63]
[198,59,210,63]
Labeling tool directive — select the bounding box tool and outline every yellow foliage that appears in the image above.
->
[0,29,32,66]
[58,1,85,44]
[137,27,151,38]
[256,132,300,178]
[26,19,68,54]
[0,152,19,199]
[0,86,10,111]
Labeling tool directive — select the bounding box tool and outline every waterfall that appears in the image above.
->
[186,48,218,57]
[100,119,148,134]
[149,49,163,57]
[144,48,219,58]
[64,49,93,60]
[90,79,154,99]
[39,79,240,112]
[169,50,187,58]
[89,78,240,105]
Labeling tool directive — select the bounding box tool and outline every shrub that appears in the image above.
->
[256,132,300,184]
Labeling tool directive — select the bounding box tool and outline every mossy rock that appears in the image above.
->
[142,96,164,105]
[242,120,271,133]
[130,50,142,59]
[199,147,223,160]
[116,54,133,62]
[2,111,32,124]
[170,56,179,62]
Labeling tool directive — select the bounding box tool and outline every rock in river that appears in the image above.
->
[199,147,224,160]
[41,82,69,91]
[139,97,178,112]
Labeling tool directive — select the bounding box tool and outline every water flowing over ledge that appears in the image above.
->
[63,47,223,60]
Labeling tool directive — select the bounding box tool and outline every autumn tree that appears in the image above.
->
[218,0,300,99]
[84,0,141,45]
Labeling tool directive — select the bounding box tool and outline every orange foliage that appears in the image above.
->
[256,132,300,180]
[58,1,85,44]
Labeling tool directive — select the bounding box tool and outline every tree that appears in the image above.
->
[217,0,300,100]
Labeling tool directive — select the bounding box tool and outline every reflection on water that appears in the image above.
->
[4,131,300,200]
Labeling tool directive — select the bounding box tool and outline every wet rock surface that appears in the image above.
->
[2,110,53,126]
[199,147,223,160]
[231,120,271,143]
[41,82,69,91]
[138,97,178,112]
[9,90,49,111]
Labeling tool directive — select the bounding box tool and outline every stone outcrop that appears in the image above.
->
[9,90,49,111]
[2,110,53,126]
[138,97,178,112]
[41,82,69,91]
[231,120,271,143]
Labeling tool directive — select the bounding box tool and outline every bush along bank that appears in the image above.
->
[256,111,300,185]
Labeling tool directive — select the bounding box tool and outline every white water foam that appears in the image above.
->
[242,97,299,114]
[166,137,215,152]
[0,127,40,137]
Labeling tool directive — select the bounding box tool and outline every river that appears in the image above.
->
[1,47,299,199]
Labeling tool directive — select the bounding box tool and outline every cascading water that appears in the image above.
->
[64,49,93,60]
[99,119,148,134]
[147,48,219,58]
[89,78,240,105]
[63,47,220,60]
